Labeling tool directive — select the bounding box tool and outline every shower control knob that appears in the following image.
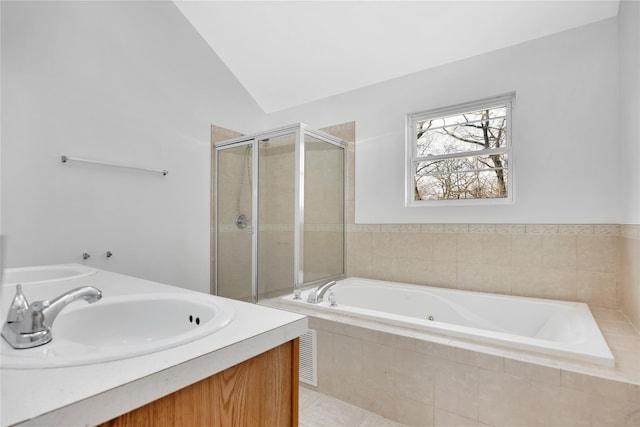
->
[235,214,248,230]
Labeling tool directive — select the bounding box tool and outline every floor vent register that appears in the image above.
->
[299,329,317,387]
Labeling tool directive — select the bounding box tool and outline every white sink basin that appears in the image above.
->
[2,264,96,286]
[1,293,235,368]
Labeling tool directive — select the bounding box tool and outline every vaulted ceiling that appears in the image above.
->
[174,1,620,113]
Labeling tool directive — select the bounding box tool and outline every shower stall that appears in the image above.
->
[213,123,346,303]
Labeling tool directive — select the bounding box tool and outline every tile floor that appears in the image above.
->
[299,386,406,427]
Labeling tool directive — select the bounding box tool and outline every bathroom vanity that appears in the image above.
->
[0,266,307,426]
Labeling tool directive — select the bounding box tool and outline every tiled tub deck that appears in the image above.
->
[265,298,640,427]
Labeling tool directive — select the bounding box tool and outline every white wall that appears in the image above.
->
[265,18,621,224]
[1,1,264,292]
[619,0,640,224]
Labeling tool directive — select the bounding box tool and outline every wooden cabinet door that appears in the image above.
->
[100,339,299,427]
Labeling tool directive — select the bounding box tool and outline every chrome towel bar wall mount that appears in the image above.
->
[61,155,168,176]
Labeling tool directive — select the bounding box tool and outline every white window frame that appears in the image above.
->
[406,93,515,206]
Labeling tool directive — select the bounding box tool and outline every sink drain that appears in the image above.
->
[427,315,434,321]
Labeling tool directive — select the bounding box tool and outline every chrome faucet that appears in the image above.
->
[306,280,337,304]
[2,284,102,349]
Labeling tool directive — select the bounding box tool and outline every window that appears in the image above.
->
[406,94,514,205]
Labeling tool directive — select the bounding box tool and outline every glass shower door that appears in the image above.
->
[215,142,254,302]
[257,133,296,300]
[303,133,345,284]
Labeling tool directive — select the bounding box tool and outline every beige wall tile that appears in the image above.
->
[510,266,543,297]
[589,396,640,427]
[542,235,577,269]
[390,231,416,261]
[415,339,456,361]
[445,224,469,233]
[577,235,615,273]
[388,257,413,284]
[372,231,392,257]
[481,234,512,267]
[629,384,640,403]
[431,234,457,264]
[455,348,504,372]
[539,268,577,300]
[408,232,434,262]
[394,349,435,404]
[528,381,591,427]
[356,388,397,423]
[359,341,397,417]
[339,323,380,343]
[316,329,334,392]
[503,358,561,385]
[619,236,640,330]
[427,263,457,288]
[410,262,435,287]
[526,224,558,234]
[558,225,595,235]
[378,331,416,352]
[456,233,511,268]
[434,359,479,420]
[361,340,396,387]
[511,234,543,269]
[330,335,364,404]
[332,333,362,379]
[561,370,629,401]
[457,234,484,265]
[478,369,530,427]
[576,270,617,308]
[457,264,511,294]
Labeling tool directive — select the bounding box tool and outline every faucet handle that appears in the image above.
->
[307,290,318,304]
[328,291,338,307]
[6,284,29,323]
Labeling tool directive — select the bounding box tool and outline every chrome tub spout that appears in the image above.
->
[307,280,337,304]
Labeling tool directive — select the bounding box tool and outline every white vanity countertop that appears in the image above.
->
[0,268,307,426]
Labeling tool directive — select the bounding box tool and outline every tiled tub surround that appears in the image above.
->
[345,224,640,332]
[294,311,640,427]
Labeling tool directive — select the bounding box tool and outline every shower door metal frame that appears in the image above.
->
[214,123,347,303]
[296,124,348,293]
[213,138,257,302]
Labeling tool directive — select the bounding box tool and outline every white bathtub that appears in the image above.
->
[282,277,615,367]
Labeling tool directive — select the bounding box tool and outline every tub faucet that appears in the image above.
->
[307,280,337,304]
[1,284,102,349]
